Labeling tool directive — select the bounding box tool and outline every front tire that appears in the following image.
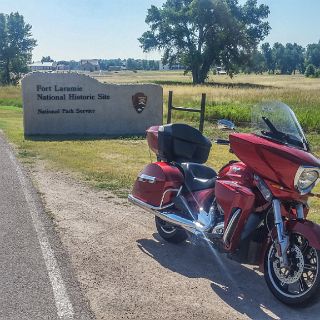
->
[264,234,320,305]
[155,216,188,244]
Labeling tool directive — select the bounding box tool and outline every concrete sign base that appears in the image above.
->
[22,73,163,137]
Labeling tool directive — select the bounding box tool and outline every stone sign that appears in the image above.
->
[22,73,163,137]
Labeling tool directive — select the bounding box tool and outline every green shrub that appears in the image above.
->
[305,64,316,77]
[315,69,320,78]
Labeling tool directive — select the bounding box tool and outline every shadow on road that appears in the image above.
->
[137,234,320,320]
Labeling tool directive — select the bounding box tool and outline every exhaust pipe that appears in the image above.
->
[128,194,209,233]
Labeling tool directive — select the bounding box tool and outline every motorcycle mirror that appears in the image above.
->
[217,119,236,131]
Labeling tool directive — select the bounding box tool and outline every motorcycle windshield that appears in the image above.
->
[252,101,309,151]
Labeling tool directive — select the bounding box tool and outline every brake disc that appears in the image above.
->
[273,245,304,284]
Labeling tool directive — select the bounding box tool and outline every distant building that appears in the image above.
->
[79,59,100,72]
[216,66,227,75]
[28,61,57,72]
[108,66,122,71]
[159,61,185,70]
[56,64,69,71]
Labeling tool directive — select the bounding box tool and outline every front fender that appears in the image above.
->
[286,220,320,250]
[258,220,320,272]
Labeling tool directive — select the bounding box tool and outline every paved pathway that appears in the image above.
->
[0,133,94,320]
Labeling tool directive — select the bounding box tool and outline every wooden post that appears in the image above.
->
[167,90,173,124]
[199,93,206,133]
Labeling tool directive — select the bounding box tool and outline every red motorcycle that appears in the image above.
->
[128,101,320,305]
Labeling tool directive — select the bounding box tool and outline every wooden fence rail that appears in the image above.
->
[166,90,206,133]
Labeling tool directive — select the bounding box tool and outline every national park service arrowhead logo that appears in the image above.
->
[132,92,147,114]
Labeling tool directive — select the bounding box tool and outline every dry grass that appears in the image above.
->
[95,70,191,84]
[96,70,320,90]
[0,85,22,107]
[0,85,21,98]
[94,71,320,132]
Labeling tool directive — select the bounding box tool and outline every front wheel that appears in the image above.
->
[155,216,188,244]
[264,234,320,305]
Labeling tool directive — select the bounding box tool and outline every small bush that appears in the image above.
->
[305,64,316,77]
[315,69,320,78]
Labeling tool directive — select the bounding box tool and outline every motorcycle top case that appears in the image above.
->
[146,124,212,164]
[132,162,184,207]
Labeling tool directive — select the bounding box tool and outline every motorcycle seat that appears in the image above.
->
[180,162,217,192]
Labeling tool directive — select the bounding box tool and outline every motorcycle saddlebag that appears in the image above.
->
[132,162,184,207]
[146,124,211,164]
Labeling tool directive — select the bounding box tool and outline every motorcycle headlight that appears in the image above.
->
[294,166,320,195]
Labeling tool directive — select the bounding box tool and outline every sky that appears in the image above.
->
[0,0,320,62]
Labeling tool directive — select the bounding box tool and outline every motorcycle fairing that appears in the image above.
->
[215,180,255,251]
[229,133,320,199]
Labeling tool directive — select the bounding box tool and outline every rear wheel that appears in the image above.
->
[264,234,320,305]
[155,216,188,244]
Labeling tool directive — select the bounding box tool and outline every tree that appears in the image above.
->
[305,64,316,77]
[285,43,304,74]
[126,58,137,70]
[243,50,266,74]
[41,56,54,62]
[306,42,320,68]
[139,0,270,84]
[272,42,286,74]
[68,60,79,70]
[261,42,275,73]
[270,42,305,75]
[142,59,149,70]
[0,12,36,85]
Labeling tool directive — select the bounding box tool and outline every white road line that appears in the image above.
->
[6,149,74,320]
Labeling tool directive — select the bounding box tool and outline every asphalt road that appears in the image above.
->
[0,133,94,320]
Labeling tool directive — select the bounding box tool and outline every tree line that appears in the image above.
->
[242,41,320,76]
[49,58,160,71]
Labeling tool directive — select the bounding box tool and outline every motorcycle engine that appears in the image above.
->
[209,199,224,237]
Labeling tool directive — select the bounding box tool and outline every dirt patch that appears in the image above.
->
[29,161,320,320]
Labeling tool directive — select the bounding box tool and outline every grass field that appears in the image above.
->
[0,71,319,220]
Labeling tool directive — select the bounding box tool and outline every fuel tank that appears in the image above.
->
[131,162,184,207]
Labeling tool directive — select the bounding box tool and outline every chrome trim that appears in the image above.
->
[138,174,156,184]
[294,166,320,195]
[128,194,195,231]
[273,199,289,267]
[128,194,214,233]
[223,209,241,244]
[128,194,174,211]
[159,188,180,207]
